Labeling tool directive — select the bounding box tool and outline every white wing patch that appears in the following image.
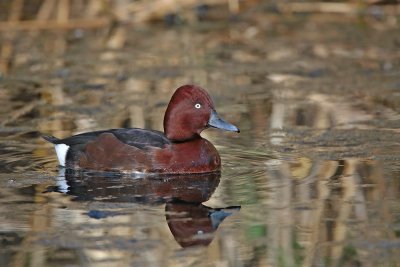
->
[55,144,70,166]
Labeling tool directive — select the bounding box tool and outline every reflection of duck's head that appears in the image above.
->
[166,203,240,248]
[57,169,221,203]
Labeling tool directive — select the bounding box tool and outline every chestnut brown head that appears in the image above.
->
[163,85,239,141]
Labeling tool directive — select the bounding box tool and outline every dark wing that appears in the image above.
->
[43,128,171,149]
[111,128,171,149]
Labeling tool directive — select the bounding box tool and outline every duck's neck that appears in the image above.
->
[164,110,201,141]
[168,134,202,143]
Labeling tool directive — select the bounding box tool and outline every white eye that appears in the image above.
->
[195,103,201,109]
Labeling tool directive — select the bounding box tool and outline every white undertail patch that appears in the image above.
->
[55,144,70,167]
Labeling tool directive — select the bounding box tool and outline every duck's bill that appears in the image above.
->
[208,110,240,133]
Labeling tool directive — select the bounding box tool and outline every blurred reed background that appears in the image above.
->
[0,0,399,135]
[1,0,399,74]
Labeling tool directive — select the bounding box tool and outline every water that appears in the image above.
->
[1,9,400,267]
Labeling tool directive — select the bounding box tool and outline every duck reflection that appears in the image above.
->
[51,169,239,248]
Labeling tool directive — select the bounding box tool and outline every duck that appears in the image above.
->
[43,85,239,174]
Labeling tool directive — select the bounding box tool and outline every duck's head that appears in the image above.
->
[163,85,239,141]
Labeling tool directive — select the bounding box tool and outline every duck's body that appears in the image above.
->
[44,128,220,173]
[44,85,239,174]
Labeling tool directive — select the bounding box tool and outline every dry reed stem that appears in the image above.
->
[9,0,24,21]
[1,99,44,127]
[0,0,24,74]
[0,18,110,31]
[86,0,105,18]
[11,184,54,267]
[330,161,358,265]
[301,161,337,267]
[36,0,56,21]
[278,2,359,14]
[57,0,70,23]
[277,2,400,15]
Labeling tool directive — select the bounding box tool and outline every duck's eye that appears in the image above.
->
[195,103,201,109]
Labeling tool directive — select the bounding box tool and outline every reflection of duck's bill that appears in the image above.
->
[208,110,240,133]
[209,206,241,229]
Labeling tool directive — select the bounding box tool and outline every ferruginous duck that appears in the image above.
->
[43,84,239,173]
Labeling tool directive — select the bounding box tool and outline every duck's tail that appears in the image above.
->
[42,135,60,144]
[42,135,68,166]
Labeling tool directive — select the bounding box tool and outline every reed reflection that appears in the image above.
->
[241,87,400,266]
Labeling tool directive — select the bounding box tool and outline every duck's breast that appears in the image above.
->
[153,138,221,173]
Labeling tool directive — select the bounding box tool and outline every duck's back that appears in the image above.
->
[43,128,172,170]
[49,128,170,148]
